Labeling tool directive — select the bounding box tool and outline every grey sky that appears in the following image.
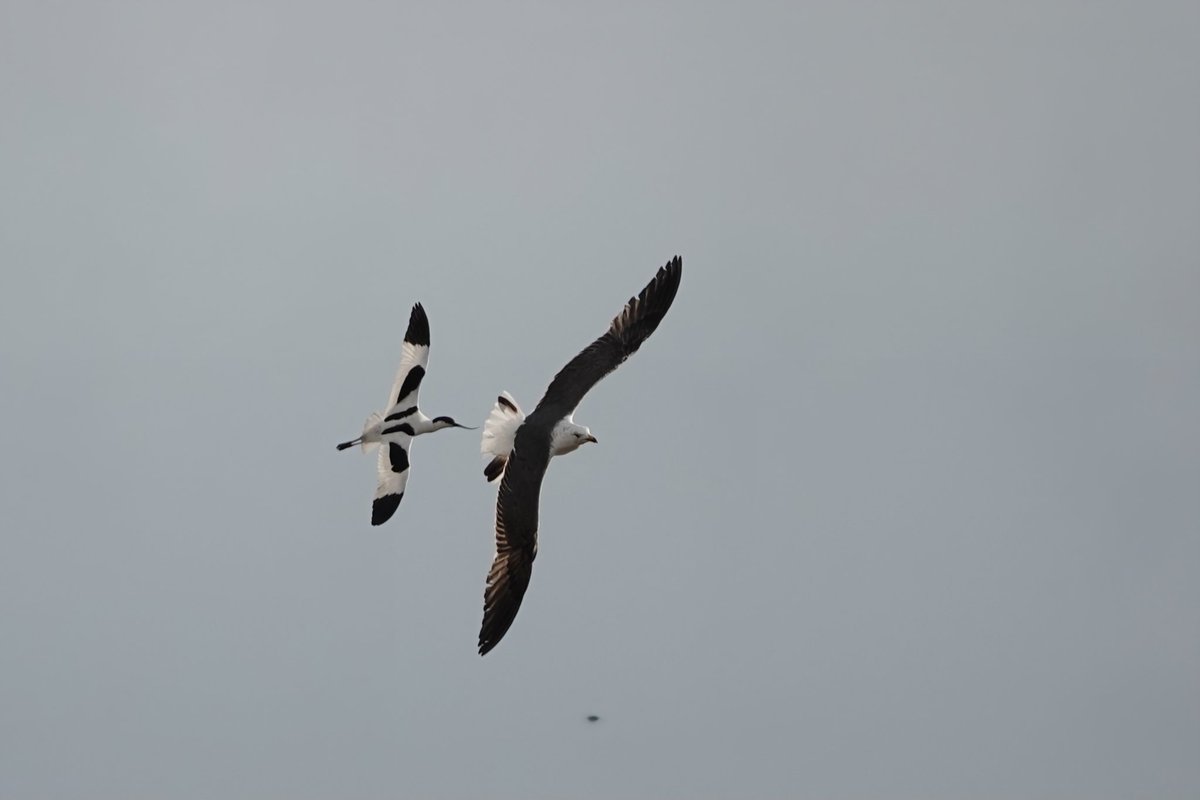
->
[2,1,1197,798]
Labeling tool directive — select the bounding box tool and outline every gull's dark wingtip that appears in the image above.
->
[478,544,535,656]
[405,302,431,347]
[477,613,515,656]
[652,254,683,304]
[649,255,682,318]
[534,254,685,417]
[610,254,683,353]
[478,618,504,655]
[478,600,516,655]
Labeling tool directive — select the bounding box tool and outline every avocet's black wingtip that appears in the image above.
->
[371,493,403,525]
[405,303,431,347]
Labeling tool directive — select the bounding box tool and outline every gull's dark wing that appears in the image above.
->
[533,256,683,419]
[478,428,552,655]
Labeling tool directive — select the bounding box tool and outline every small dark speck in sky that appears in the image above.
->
[586,715,600,723]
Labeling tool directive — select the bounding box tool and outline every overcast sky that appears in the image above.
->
[1,1,1197,798]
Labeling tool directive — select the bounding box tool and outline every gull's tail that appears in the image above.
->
[480,391,525,482]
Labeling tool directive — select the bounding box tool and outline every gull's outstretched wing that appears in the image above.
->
[384,303,431,416]
[533,256,682,419]
[372,433,414,526]
[478,430,552,654]
[478,257,684,653]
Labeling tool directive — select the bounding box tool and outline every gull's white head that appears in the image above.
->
[551,420,598,456]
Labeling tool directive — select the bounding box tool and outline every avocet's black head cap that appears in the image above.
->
[433,415,475,430]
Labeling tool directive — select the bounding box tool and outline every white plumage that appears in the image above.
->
[480,391,525,482]
[336,302,473,526]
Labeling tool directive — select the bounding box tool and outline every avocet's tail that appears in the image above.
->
[480,392,525,482]
[359,412,383,452]
[337,412,384,453]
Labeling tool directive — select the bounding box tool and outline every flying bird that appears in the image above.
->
[336,303,473,526]
[477,256,683,654]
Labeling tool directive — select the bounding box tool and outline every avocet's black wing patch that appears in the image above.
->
[385,304,432,412]
[371,493,402,526]
[534,256,682,418]
[372,436,413,526]
[394,366,424,407]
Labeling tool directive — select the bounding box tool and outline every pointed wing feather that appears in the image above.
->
[533,256,682,418]
[385,303,432,412]
[372,434,413,526]
[478,257,684,653]
[478,430,552,655]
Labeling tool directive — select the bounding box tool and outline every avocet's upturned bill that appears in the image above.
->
[336,303,473,526]
[477,256,683,655]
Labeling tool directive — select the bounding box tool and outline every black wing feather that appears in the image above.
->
[533,256,682,418]
[404,303,431,347]
[478,256,683,655]
[478,430,552,655]
[371,493,403,525]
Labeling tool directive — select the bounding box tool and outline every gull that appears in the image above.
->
[336,302,473,526]
[477,256,683,654]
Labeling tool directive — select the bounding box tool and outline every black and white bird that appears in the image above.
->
[336,303,473,526]
[477,256,683,654]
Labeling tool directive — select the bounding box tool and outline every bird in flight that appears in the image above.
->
[477,256,683,654]
[336,303,473,526]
